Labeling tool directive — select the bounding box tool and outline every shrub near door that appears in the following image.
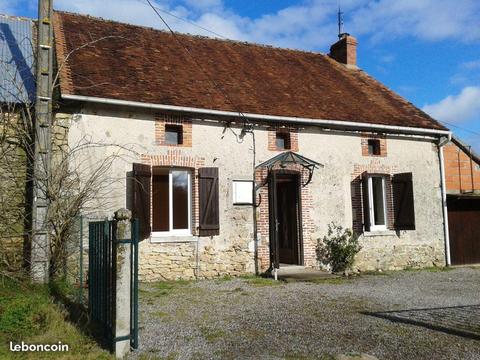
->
[317,223,361,274]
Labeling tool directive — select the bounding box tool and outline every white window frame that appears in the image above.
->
[368,175,387,232]
[151,169,192,237]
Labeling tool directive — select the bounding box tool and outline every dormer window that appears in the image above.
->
[275,132,291,150]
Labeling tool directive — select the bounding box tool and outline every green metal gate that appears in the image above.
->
[88,218,139,351]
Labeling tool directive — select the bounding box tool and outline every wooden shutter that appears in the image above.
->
[393,172,416,230]
[198,167,220,236]
[132,163,151,240]
[362,172,371,232]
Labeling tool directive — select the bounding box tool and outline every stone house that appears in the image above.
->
[53,11,452,281]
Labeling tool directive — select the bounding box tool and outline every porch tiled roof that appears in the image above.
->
[53,11,445,131]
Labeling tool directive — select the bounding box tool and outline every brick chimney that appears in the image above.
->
[329,33,357,68]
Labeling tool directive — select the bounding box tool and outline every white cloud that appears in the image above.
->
[17,0,480,51]
[351,0,480,43]
[422,86,480,123]
[461,59,480,70]
[182,0,222,11]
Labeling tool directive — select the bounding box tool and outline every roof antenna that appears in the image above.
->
[337,7,343,38]
[337,6,347,39]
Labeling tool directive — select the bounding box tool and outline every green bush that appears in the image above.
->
[316,223,361,273]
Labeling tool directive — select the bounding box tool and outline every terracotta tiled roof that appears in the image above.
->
[53,11,445,130]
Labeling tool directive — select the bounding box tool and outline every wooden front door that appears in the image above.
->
[269,171,302,267]
[448,197,480,265]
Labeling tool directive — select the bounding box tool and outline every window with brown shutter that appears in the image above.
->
[198,167,220,236]
[362,172,390,232]
[132,163,152,240]
[393,172,416,230]
[362,173,371,232]
[152,167,192,235]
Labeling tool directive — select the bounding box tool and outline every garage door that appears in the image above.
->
[448,197,480,265]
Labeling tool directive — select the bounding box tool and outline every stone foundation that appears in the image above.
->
[354,241,445,271]
[139,240,254,281]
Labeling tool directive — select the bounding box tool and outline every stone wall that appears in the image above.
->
[0,112,27,272]
[354,241,445,271]
[139,240,253,281]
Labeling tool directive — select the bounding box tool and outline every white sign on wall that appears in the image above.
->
[232,180,253,205]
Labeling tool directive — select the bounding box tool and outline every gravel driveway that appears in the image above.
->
[130,267,480,360]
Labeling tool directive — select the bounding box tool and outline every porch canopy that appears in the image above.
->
[256,151,323,186]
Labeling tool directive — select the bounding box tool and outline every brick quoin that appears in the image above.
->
[141,150,206,236]
[444,142,480,193]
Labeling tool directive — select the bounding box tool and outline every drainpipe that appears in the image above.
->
[438,134,452,266]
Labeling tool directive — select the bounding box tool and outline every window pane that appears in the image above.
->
[276,136,285,149]
[152,174,169,231]
[165,129,179,145]
[275,132,290,150]
[368,139,380,155]
[372,177,386,225]
[172,171,189,229]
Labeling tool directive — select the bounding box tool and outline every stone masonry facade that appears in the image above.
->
[67,109,447,281]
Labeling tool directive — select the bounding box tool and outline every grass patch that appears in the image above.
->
[200,327,227,342]
[215,275,233,283]
[306,277,350,285]
[401,266,454,273]
[242,276,283,287]
[360,270,390,276]
[0,277,112,359]
[283,353,320,360]
[423,266,454,272]
[361,266,454,276]
[142,280,196,298]
[152,311,169,318]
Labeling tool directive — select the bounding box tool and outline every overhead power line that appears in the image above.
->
[137,0,228,40]
[439,120,480,137]
[142,0,250,126]
[141,1,480,142]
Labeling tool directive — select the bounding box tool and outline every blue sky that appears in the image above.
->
[4,0,480,150]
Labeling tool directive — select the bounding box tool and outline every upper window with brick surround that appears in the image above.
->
[361,136,386,157]
[268,127,298,151]
[165,124,183,145]
[155,115,192,147]
[367,139,380,155]
[275,132,291,150]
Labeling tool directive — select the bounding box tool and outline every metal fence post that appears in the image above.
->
[130,218,139,349]
[78,215,83,304]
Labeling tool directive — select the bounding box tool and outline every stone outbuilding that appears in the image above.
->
[53,11,452,280]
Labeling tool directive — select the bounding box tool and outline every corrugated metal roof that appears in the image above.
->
[0,14,35,103]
